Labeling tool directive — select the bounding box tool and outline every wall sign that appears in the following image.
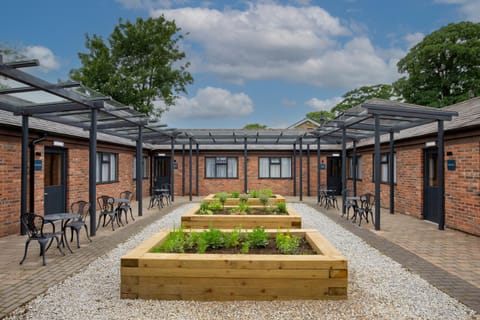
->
[447,159,456,171]
[34,159,42,170]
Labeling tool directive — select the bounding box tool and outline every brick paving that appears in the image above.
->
[0,196,479,319]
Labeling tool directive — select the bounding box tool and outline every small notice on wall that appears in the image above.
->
[447,159,456,171]
[34,160,42,170]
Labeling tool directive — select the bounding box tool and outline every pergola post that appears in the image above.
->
[374,114,381,230]
[189,138,192,201]
[244,137,248,193]
[170,137,175,202]
[20,115,28,235]
[299,137,303,201]
[196,144,199,196]
[317,137,321,203]
[307,143,310,196]
[341,126,347,215]
[136,126,143,216]
[181,144,185,196]
[438,120,445,230]
[89,108,97,235]
[353,140,357,196]
[293,143,296,197]
[389,131,395,214]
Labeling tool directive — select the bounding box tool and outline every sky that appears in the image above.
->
[1,0,479,129]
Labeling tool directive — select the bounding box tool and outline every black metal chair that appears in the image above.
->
[20,212,65,266]
[324,189,339,210]
[342,189,359,220]
[149,187,163,209]
[117,190,134,224]
[355,193,375,226]
[66,200,92,248]
[159,183,172,206]
[96,196,120,231]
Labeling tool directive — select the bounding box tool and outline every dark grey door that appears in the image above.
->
[327,156,342,195]
[153,156,171,188]
[44,148,66,214]
[423,148,440,223]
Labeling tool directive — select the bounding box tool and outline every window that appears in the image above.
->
[259,157,292,178]
[373,153,396,183]
[347,156,363,180]
[205,157,238,178]
[133,156,149,179]
[96,152,118,183]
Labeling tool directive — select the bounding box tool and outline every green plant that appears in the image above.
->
[238,202,250,214]
[259,194,269,208]
[199,202,213,215]
[276,202,287,214]
[185,231,200,250]
[217,192,229,209]
[247,227,270,247]
[152,226,186,253]
[250,190,259,198]
[208,201,223,211]
[259,188,273,198]
[240,241,250,254]
[239,193,249,203]
[200,227,224,249]
[231,191,240,198]
[276,231,300,254]
[224,227,242,248]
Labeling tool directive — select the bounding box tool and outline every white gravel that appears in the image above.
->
[6,203,480,320]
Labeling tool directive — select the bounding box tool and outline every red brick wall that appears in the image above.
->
[172,149,330,197]
[0,132,150,237]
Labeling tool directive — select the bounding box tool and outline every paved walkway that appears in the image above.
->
[0,196,479,319]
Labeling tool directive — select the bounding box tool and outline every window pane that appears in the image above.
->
[206,158,215,178]
[216,164,227,178]
[96,154,100,183]
[227,158,237,178]
[270,164,281,178]
[381,163,388,182]
[110,154,117,181]
[357,156,363,179]
[259,158,269,177]
[281,158,291,178]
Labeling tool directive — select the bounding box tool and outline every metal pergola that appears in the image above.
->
[0,55,458,233]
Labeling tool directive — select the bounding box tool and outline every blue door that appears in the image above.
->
[44,148,66,214]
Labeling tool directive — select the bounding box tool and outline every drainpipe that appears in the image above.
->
[29,134,47,213]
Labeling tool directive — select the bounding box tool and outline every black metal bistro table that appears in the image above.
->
[43,213,80,254]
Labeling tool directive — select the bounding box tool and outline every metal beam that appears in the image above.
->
[136,126,143,216]
[89,108,97,236]
[438,120,445,230]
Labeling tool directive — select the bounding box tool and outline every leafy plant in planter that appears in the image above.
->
[246,227,269,247]
[276,230,301,254]
[259,194,269,208]
[250,190,259,198]
[208,201,223,212]
[259,188,273,198]
[231,191,240,198]
[239,193,249,203]
[198,202,213,215]
[276,202,287,214]
[217,192,229,209]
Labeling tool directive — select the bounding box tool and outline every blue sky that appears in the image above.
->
[1,0,479,129]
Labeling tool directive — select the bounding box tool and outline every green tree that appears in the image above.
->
[331,84,397,113]
[243,123,268,129]
[70,16,193,118]
[395,21,480,107]
[305,110,335,123]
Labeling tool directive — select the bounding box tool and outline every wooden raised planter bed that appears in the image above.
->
[121,229,348,301]
[203,194,286,206]
[180,204,302,229]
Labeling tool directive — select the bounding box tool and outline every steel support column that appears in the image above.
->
[170,137,175,202]
[438,120,445,230]
[353,141,357,196]
[293,143,296,196]
[307,143,310,196]
[299,137,303,201]
[317,138,321,203]
[89,108,97,235]
[182,144,185,196]
[136,126,143,216]
[196,144,199,196]
[389,131,395,214]
[189,138,192,201]
[341,127,347,215]
[244,137,248,193]
[20,115,28,235]
[374,114,381,230]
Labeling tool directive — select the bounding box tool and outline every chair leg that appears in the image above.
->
[75,228,80,248]
[129,208,134,221]
[19,239,31,265]
[84,225,92,242]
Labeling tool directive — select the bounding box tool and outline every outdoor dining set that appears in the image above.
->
[19,190,134,266]
[318,188,375,227]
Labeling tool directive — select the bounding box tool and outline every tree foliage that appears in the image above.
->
[331,84,397,113]
[243,123,268,129]
[305,110,335,123]
[395,21,480,107]
[70,16,193,118]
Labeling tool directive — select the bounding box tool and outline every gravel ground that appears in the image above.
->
[6,203,480,320]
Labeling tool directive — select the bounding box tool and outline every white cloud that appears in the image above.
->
[152,3,402,89]
[281,98,297,107]
[305,96,343,111]
[435,0,480,21]
[404,32,425,48]
[158,86,254,120]
[21,46,60,72]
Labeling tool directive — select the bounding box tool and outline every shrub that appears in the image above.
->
[239,193,249,203]
[217,192,229,208]
[250,190,259,198]
[276,231,300,254]
[259,194,269,207]
[276,202,287,214]
[247,227,270,247]
[231,191,240,198]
